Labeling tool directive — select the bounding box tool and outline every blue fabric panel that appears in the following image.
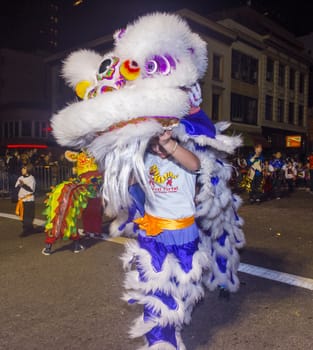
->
[138,228,199,273]
[181,109,216,138]
[129,183,145,216]
[217,230,228,247]
[211,176,219,186]
[146,324,177,349]
[216,255,227,273]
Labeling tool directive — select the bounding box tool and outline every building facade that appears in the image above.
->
[180,7,312,155]
[0,49,52,151]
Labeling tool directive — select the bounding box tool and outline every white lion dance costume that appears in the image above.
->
[51,12,245,350]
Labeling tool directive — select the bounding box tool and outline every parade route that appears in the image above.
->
[2,207,313,292]
[1,190,313,349]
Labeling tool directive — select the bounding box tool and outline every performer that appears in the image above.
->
[50,12,245,349]
[41,150,103,255]
[123,130,203,348]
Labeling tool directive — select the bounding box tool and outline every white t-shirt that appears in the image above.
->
[284,165,297,179]
[15,175,36,202]
[144,153,197,219]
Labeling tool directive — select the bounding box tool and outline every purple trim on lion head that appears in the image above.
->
[144,54,176,77]
[114,28,126,41]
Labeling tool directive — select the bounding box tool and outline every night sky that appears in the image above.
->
[60,0,313,48]
[1,0,313,53]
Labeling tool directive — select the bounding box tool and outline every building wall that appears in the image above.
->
[201,35,232,122]
[212,14,312,153]
[0,49,49,106]
[0,49,51,146]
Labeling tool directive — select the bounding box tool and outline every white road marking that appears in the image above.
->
[238,263,313,291]
[1,212,313,291]
[0,213,45,226]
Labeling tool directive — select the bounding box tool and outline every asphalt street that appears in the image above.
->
[0,189,312,350]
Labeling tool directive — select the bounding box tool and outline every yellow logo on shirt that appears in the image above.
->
[149,164,178,186]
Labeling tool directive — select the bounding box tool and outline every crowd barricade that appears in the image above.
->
[34,165,73,193]
[0,170,9,197]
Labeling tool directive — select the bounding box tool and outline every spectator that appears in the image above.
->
[269,151,284,199]
[284,159,297,194]
[307,151,313,194]
[296,162,306,188]
[29,148,40,165]
[7,150,22,202]
[247,144,264,204]
[0,155,6,171]
[15,164,36,236]
[263,159,273,199]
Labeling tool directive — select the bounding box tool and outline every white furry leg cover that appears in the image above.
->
[193,150,245,293]
[121,233,209,350]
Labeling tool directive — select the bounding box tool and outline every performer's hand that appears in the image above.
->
[159,130,173,146]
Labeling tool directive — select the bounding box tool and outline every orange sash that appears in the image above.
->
[15,194,33,220]
[134,213,195,236]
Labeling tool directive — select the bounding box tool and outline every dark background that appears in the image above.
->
[1,0,313,53]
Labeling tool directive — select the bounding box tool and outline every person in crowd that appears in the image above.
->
[58,152,70,167]
[269,151,285,199]
[7,150,22,202]
[263,159,273,199]
[0,154,9,196]
[20,152,29,166]
[284,158,297,194]
[233,153,248,192]
[307,151,313,193]
[247,143,264,203]
[304,160,311,189]
[0,155,6,171]
[295,161,306,188]
[29,148,40,165]
[15,164,36,236]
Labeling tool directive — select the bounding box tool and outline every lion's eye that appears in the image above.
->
[98,58,113,74]
[144,55,176,77]
[155,55,171,75]
[145,60,158,75]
